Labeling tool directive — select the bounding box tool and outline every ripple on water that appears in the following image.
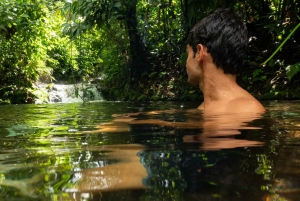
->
[0,101,299,200]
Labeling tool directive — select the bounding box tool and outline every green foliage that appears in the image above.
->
[43,2,81,83]
[61,0,122,38]
[262,21,300,65]
[238,0,300,99]
[0,0,299,103]
[0,0,51,103]
[286,62,300,80]
[29,86,50,104]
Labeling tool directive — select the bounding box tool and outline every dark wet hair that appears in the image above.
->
[187,8,248,74]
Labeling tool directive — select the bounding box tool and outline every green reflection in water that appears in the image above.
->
[0,101,299,200]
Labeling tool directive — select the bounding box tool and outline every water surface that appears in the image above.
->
[0,101,299,201]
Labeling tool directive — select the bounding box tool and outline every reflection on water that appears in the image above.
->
[0,101,299,200]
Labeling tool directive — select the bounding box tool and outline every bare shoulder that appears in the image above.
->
[228,97,265,114]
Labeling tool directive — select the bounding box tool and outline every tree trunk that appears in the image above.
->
[125,2,148,84]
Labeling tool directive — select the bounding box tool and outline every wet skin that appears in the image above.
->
[69,109,264,194]
[67,44,266,195]
[185,44,265,114]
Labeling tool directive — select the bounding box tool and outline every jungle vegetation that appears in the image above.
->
[0,0,299,104]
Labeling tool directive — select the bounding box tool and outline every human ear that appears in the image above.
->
[196,44,204,62]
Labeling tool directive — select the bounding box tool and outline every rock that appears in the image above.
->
[50,93,62,102]
[25,97,35,104]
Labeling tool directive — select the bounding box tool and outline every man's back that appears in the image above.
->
[198,84,265,114]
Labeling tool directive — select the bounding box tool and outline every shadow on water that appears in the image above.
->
[0,101,299,200]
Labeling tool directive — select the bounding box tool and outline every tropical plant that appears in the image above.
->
[1,0,299,103]
[62,0,149,83]
[0,0,51,103]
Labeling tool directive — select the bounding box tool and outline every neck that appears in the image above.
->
[199,64,238,106]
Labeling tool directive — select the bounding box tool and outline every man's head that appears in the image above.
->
[187,8,248,75]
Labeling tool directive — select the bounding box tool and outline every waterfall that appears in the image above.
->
[49,84,103,103]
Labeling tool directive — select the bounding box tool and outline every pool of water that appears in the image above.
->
[0,100,299,201]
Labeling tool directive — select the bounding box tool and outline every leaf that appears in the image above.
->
[21,14,29,18]
[62,25,70,34]
[75,88,79,98]
[252,69,263,78]
[138,94,147,100]
[286,62,300,80]
[114,2,122,8]
[0,25,7,31]
[159,71,167,77]
[149,72,157,77]
[61,22,70,27]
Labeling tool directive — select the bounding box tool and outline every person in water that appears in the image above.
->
[66,9,266,196]
[186,8,265,114]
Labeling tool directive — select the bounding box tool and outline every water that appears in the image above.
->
[0,101,299,201]
[49,84,102,103]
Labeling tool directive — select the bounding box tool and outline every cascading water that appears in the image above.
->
[49,84,103,103]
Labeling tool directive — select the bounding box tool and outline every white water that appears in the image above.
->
[49,84,103,103]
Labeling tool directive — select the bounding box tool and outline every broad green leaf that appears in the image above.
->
[286,62,300,80]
